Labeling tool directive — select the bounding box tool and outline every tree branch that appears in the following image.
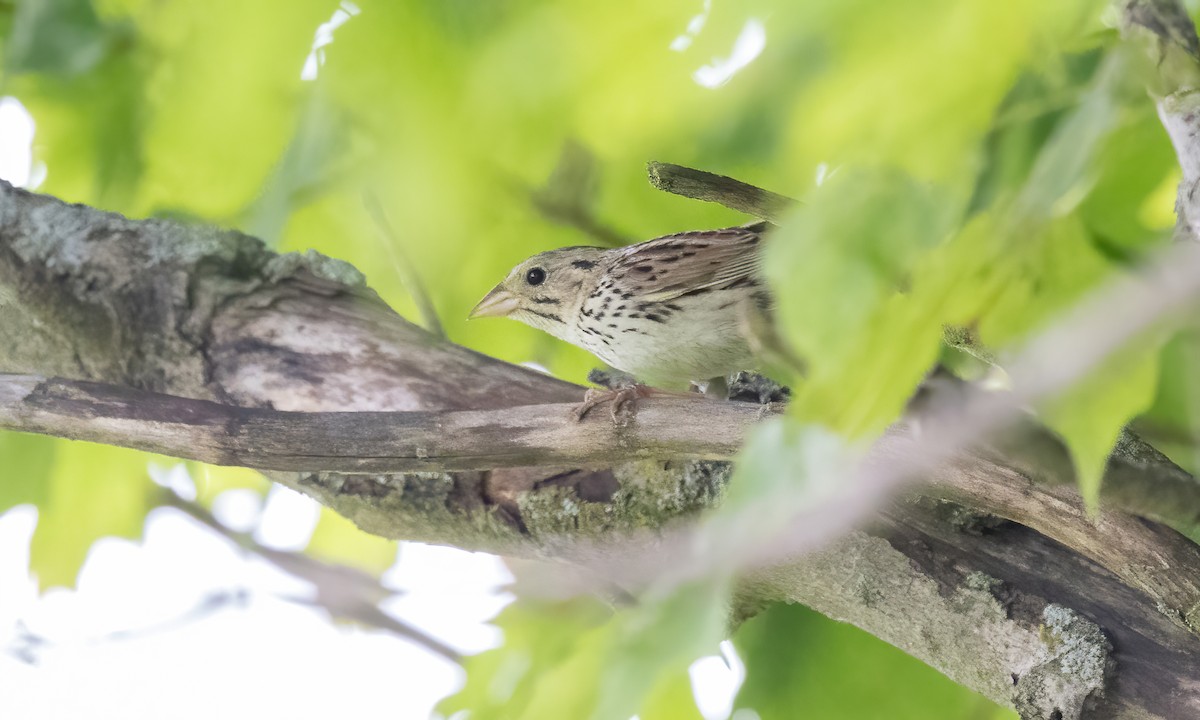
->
[646,161,799,222]
[0,373,762,472]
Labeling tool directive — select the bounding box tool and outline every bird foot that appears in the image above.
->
[572,383,655,425]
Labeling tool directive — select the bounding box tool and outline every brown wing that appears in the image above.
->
[612,221,769,303]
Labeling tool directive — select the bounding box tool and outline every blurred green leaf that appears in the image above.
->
[133,0,334,220]
[787,0,1106,188]
[28,441,151,589]
[1139,330,1200,478]
[0,6,13,57]
[1014,53,1125,222]
[640,670,705,720]
[967,50,1104,215]
[765,169,953,437]
[438,598,612,718]
[734,603,1016,720]
[920,212,1163,506]
[442,581,725,720]
[588,582,726,720]
[0,430,57,512]
[1044,338,1163,510]
[12,39,147,205]
[714,420,857,558]
[191,463,269,507]
[5,0,113,76]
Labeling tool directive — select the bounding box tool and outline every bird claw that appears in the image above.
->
[572,384,653,425]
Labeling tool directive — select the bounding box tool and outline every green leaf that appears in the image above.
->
[190,463,269,507]
[124,0,331,219]
[438,598,612,718]
[1139,330,1200,478]
[788,0,1107,185]
[28,441,152,589]
[1014,52,1127,222]
[0,430,57,513]
[1043,336,1162,510]
[588,582,726,720]
[967,50,1105,216]
[1078,106,1176,251]
[765,168,953,437]
[4,0,114,76]
[921,211,1164,508]
[0,6,13,58]
[713,420,857,555]
[14,45,149,206]
[734,603,1016,720]
[441,581,725,720]
[638,670,705,720]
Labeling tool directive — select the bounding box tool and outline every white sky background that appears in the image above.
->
[0,5,765,717]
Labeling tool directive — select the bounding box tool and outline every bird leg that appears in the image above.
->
[571,383,656,424]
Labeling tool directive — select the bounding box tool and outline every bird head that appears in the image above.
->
[469,247,609,337]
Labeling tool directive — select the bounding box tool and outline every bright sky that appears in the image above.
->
[0,6,764,716]
[0,474,508,719]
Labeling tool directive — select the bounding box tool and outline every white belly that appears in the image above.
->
[569,289,758,387]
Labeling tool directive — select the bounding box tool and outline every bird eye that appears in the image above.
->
[525,267,546,286]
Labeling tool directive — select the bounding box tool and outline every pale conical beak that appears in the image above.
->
[469,285,520,319]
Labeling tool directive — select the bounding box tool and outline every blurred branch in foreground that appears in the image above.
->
[6,591,247,666]
[164,493,463,663]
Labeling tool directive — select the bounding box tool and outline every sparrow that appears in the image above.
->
[470,221,772,410]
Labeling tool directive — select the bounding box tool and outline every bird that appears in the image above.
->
[469,221,773,418]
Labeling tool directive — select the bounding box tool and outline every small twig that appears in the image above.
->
[529,140,632,247]
[6,593,247,665]
[164,493,463,663]
[101,590,250,641]
[362,192,446,339]
[646,161,799,222]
